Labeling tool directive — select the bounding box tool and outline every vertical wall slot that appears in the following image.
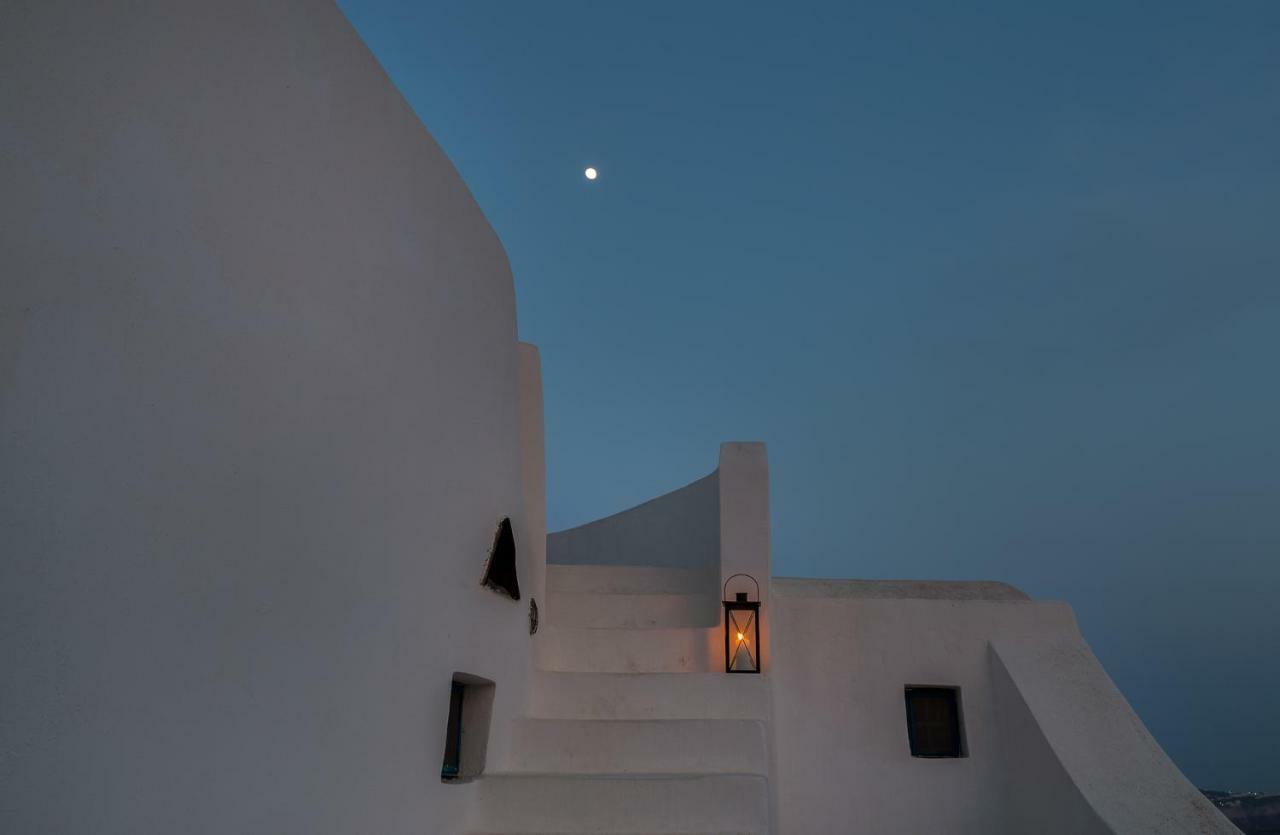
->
[441,681,464,779]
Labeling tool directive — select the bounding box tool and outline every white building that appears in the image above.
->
[0,3,1237,833]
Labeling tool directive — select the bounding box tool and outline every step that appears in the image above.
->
[547,591,718,629]
[528,672,770,720]
[548,564,717,595]
[535,626,719,673]
[470,831,756,834]
[507,719,767,775]
[472,774,770,834]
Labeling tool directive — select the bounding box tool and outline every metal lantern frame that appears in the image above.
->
[723,573,761,674]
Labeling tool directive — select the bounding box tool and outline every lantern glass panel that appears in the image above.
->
[724,603,759,673]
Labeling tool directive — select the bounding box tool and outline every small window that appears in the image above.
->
[904,686,965,758]
[480,517,520,600]
[440,673,495,782]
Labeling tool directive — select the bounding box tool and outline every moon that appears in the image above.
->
[584,167,598,181]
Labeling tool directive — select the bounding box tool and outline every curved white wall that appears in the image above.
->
[992,633,1236,834]
[0,2,538,832]
[548,471,720,570]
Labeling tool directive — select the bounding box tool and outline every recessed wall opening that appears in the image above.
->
[480,517,520,600]
[904,685,966,758]
[440,672,495,782]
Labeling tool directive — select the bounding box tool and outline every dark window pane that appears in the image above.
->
[905,687,963,758]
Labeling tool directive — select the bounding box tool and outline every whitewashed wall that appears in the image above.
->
[0,2,539,832]
[767,579,1236,834]
[547,471,721,570]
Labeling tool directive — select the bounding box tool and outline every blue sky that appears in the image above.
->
[338,1,1280,791]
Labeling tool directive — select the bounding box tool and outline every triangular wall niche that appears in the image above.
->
[480,517,520,600]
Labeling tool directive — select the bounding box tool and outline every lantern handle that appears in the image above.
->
[723,572,760,602]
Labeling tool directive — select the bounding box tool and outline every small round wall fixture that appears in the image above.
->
[584,166,598,181]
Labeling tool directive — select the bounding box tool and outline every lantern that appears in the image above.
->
[723,573,761,674]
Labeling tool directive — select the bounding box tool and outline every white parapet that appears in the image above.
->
[716,443,771,673]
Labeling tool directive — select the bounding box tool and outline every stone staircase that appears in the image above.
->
[470,564,772,835]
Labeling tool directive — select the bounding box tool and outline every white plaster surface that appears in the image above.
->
[717,443,772,674]
[485,455,778,833]
[548,471,720,571]
[548,563,718,595]
[473,773,770,834]
[506,717,768,775]
[527,671,771,721]
[1,2,536,832]
[534,625,721,673]
[519,342,548,622]
[992,634,1237,834]
[768,578,1237,834]
[546,590,718,628]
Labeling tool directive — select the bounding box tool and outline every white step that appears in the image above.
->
[529,672,769,720]
[547,591,717,629]
[472,774,769,834]
[507,718,767,775]
[548,564,717,595]
[536,626,719,673]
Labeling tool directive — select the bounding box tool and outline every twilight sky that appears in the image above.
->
[338,1,1280,791]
